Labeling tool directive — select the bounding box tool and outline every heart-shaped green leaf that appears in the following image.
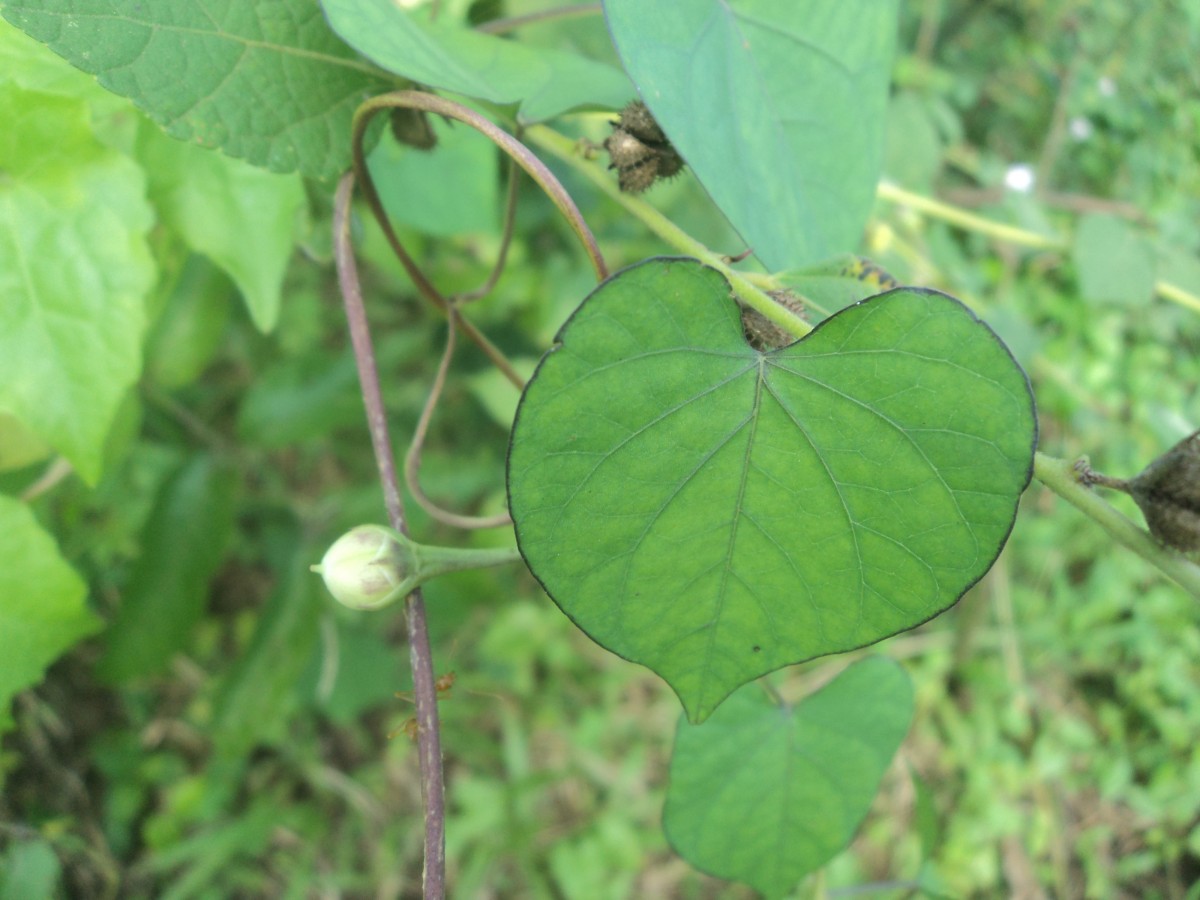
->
[664,657,913,897]
[507,258,1035,722]
[604,0,899,270]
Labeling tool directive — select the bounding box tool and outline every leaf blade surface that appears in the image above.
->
[508,258,1035,721]
[2,0,396,178]
[664,657,914,897]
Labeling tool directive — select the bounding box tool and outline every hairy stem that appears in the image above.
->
[334,175,446,897]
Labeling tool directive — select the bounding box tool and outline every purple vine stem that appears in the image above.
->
[334,173,446,897]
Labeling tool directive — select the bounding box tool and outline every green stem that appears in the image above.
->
[1033,452,1200,598]
[1156,279,1200,314]
[877,183,1200,313]
[877,181,1066,250]
[409,542,524,581]
[524,125,811,340]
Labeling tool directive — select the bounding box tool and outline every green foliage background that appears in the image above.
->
[3,0,1200,897]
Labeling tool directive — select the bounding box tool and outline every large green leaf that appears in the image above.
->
[0,0,397,179]
[604,0,899,270]
[507,258,1035,722]
[320,0,631,122]
[0,495,100,737]
[0,84,153,484]
[0,12,106,98]
[664,657,913,897]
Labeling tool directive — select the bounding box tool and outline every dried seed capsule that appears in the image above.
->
[656,147,685,180]
[617,156,660,193]
[618,100,669,146]
[603,100,686,193]
[740,290,808,351]
[1126,431,1200,551]
[604,128,655,171]
[1077,430,1200,551]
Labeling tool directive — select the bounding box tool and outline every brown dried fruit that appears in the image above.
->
[390,107,437,151]
[603,100,685,193]
[1075,430,1200,551]
[604,128,655,171]
[740,289,808,351]
[656,148,685,179]
[617,157,660,194]
[618,100,668,145]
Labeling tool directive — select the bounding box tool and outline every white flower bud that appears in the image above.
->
[312,525,409,610]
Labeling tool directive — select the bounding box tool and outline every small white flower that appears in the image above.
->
[1098,76,1116,97]
[1069,116,1094,141]
[1004,164,1036,193]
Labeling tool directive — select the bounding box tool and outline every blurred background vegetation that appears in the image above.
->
[3,0,1200,897]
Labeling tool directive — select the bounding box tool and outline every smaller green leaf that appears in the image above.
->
[97,454,239,683]
[1071,214,1156,306]
[0,495,99,737]
[135,122,306,332]
[320,0,631,122]
[664,657,913,898]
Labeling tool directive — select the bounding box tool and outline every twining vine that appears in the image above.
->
[329,88,1200,899]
